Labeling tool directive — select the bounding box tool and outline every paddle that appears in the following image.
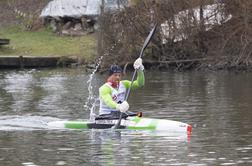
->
[113,24,157,129]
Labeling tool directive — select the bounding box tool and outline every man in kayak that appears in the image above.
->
[98,58,145,119]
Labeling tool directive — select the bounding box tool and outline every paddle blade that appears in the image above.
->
[139,24,157,58]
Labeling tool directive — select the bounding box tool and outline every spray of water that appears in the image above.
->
[83,56,103,121]
[84,35,123,121]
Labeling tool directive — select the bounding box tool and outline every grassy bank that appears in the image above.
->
[0,26,97,61]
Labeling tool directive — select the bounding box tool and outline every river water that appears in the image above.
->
[0,68,251,166]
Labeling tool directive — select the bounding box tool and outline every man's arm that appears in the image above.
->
[122,70,145,89]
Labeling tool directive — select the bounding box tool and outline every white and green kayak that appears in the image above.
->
[48,116,192,134]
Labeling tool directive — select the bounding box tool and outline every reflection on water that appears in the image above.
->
[0,69,252,165]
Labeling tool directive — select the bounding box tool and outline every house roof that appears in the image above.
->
[40,0,128,18]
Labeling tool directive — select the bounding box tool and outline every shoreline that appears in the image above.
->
[0,55,251,72]
[0,56,77,69]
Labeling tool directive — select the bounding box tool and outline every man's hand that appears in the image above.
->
[116,101,129,112]
[133,58,144,71]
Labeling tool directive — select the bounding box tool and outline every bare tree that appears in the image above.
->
[98,0,252,70]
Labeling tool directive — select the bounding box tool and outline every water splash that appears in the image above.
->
[83,37,122,121]
[84,56,103,121]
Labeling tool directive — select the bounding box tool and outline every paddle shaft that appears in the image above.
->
[114,24,157,129]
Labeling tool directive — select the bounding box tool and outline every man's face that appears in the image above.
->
[109,73,122,83]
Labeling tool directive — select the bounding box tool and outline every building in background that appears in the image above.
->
[40,0,129,35]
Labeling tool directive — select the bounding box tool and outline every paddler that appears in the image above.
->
[98,58,145,119]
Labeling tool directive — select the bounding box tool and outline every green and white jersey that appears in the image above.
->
[99,81,126,114]
[99,70,145,115]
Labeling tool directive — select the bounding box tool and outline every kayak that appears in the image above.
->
[47,116,192,134]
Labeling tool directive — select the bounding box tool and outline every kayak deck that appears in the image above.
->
[48,117,192,134]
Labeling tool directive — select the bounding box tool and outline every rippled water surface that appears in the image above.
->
[0,68,251,166]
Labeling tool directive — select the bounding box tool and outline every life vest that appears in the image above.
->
[99,81,126,115]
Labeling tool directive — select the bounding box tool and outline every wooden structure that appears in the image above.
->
[0,56,76,68]
[40,0,128,35]
[0,39,10,45]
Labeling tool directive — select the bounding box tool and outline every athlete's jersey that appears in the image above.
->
[99,82,126,115]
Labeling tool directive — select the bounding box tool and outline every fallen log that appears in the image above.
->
[122,58,214,70]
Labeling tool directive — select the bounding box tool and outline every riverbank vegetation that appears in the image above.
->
[99,0,252,71]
